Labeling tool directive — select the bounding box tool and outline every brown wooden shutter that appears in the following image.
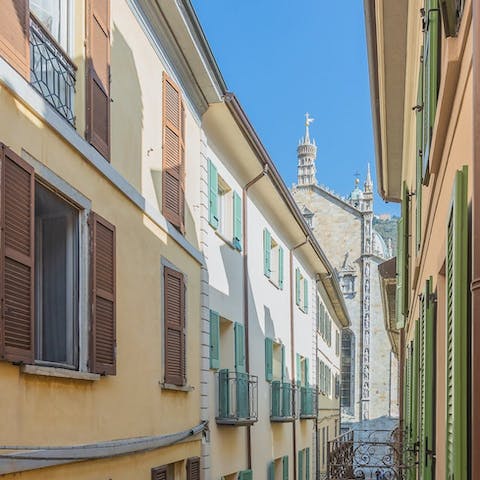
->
[186,457,200,480]
[0,1,29,80]
[162,73,185,232]
[86,0,111,159]
[89,212,116,375]
[0,144,34,363]
[164,266,185,386]
[151,466,168,480]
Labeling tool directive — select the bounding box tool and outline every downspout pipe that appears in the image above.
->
[242,165,269,471]
[314,273,320,480]
[290,237,309,480]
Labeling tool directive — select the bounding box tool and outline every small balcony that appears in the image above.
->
[299,385,317,419]
[270,381,295,422]
[216,369,258,426]
[29,14,76,125]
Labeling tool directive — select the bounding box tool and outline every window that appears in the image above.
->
[208,159,242,250]
[295,268,308,312]
[0,145,116,374]
[318,301,332,346]
[335,331,340,356]
[296,354,308,386]
[263,229,284,288]
[163,266,186,386]
[35,182,79,367]
[341,330,354,409]
[30,0,72,52]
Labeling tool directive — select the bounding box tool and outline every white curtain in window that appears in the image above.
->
[30,0,69,50]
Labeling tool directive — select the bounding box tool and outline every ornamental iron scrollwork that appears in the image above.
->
[327,428,415,480]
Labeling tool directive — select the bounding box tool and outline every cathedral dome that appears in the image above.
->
[351,186,364,201]
[372,229,388,258]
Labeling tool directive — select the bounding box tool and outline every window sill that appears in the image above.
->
[214,229,238,251]
[21,365,100,381]
[268,278,281,290]
[159,382,194,392]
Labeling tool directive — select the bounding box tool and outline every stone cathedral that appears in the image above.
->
[292,116,398,427]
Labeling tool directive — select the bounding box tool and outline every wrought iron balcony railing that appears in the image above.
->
[299,385,317,419]
[29,14,76,125]
[270,381,295,422]
[216,369,258,426]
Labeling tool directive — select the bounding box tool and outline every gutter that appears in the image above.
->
[223,93,350,328]
[363,0,385,200]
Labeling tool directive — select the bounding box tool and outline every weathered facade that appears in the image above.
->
[292,122,399,429]
[365,0,477,478]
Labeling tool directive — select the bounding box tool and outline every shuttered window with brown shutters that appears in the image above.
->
[186,457,200,480]
[0,1,30,80]
[162,73,185,232]
[90,212,116,375]
[151,465,168,480]
[0,144,34,363]
[86,0,111,159]
[164,266,186,386]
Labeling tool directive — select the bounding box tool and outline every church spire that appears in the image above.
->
[364,162,373,193]
[297,113,318,186]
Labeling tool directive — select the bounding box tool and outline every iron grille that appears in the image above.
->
[29,14,76,125]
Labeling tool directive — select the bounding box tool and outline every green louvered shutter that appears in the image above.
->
[264,229,271,277]
[411,320,420,449]
[418,295,426,475]
[440,0,462,36]
[416,47,424,253]
[235,323,246,373]
[283,456,289,480]
[402,182,410,316]
[218,368,230,418]
[236,371,249,418]
[295,268,301,306]
[305,448,310,480]
[268,461,275,480]
[296,354,301,386]
[420,277,435,480]
[208,159,219,229]
[281,344,286,382]
[278,247,284,289]
[239,470,252,480]
[271,380,281,416]
[265,337,273,382]
[304,358,309,386]
[396,217,405,329]
[282,381,292,417]
[298,450,304,480]
[403,348,411,466]
[303,278,309,313]
[445,167,468,480]
[233,191,242,251]
[210,310,220,369]
[320,304,325,337]
[422,0,440,179]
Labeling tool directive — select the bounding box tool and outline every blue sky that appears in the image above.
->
[191,1,399,216]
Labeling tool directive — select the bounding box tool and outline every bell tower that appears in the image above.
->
[297,113,318,186]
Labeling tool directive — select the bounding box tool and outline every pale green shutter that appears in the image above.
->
[271,380,281,417]
[445,167,468,480]
[396,217,405,329]
[298,450,304,480]
[440,0,461,36]
[420,277,435,480]
[296,354,301,386]
[422,0,440,177]
[218,368,230,418]
[411,320,419,448]
[234,322,245,373]
[209,310,220,369]
[281,344,286,382]
[278,246,284,289]
[208,159,219,229]
[233,191,242,251]
[304,358,309,386]
[320,304,325,337]
[305,448,310,480]
[283,455,289,480]
[303,278,308,313]
[268,461,275,480]
[295,268,301,306]
[265,337,273,382]
[416,47,424,253]
[264,229,271,277]
[239,470,252,480]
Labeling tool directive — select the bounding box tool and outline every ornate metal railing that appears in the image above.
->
[270,381,295,422]
[216,370,258,426]
[29,14,76,125]
[327,428,411,480]
[299,385,317,419]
